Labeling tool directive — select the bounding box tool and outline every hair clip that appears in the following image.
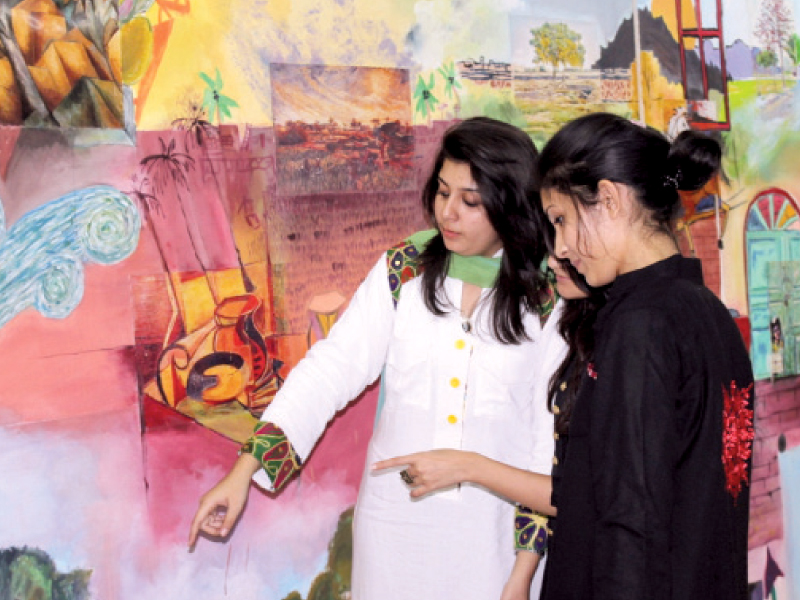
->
[663,169,681,190]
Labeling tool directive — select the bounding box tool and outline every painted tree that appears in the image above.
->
[755,0,794,86]
[413,73,438,121]
[530,22,585,78]
[140,136,221,304]
[171,102,256,293]
[757,49,779,70]
[172,102,219,151]
[200,68,240,125]
[784,32,800,74]
[437,61,462,116]
[125,173,183,344]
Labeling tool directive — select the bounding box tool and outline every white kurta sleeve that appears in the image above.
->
[252,255,395,489]
[528,299,566,475]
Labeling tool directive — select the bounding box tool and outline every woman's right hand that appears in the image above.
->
[372,449,482,497]
[188,453,261,548]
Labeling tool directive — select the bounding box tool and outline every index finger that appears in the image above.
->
[188,504,212,549]
[371,453,419,472]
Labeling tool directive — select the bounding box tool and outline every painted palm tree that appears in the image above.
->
[140,136,220,304]
[200,68,239,125]
[413,73,438,122]
[125,173,182,346]
[437,62,462,117]
[171,103,255,293]
[172,102,218,151]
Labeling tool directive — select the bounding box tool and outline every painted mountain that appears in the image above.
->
[593,8,724,99]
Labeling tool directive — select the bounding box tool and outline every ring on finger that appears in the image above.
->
[400,469,414,485]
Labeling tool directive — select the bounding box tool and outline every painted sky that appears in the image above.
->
[271,65,412,125]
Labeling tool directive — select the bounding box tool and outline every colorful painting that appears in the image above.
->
[0,0,130,141]
[271,64,414,195]
[2,0,800,598]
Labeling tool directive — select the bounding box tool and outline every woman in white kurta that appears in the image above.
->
[189,117,565,600]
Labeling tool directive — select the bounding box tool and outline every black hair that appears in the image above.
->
[537,112,722,232]
[542,220,606,433]
[418,117,550,344]
[545,258,605,434]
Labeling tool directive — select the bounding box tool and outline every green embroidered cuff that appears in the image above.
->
[241,422,302,491]
[515,505,549,554]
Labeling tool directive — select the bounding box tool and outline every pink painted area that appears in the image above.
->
[0,131,138,227]
[138,385,376,597]
[749,375,800,549]
[137,131,241,272]
[0,125,22,181]
[0,347,138,427]
[142,383,377,545]
[0,243,161,427]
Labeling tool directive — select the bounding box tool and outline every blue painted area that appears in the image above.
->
[0,186,141,329]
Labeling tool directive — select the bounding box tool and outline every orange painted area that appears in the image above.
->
[135,18,174,123]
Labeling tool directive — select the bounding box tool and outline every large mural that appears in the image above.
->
[1,0,800,598]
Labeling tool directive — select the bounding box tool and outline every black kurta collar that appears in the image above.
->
[596,253,704,331]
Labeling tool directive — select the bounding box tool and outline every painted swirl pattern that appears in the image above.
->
[0,186,141,328]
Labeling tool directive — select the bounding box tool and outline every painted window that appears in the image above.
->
[745,189,800,379]
[674,0,731,130]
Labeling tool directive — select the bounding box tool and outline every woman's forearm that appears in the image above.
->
[467,452,556,515]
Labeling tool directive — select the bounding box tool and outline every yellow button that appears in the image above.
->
[448,414,458,424]
[552,456,559,465]
[553,405,561,415]
[455,339,466,350]
[559,381,567,391]
[553,432,560,440]
[450,377,460,388]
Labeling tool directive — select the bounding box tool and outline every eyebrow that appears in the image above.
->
[438,176,480,193]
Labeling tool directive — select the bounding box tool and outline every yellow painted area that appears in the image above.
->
[207,268,249,303]
[265,0,291,23]
[629,51,684,128]
[134,0,415,128]
[120,15,154,85]
[651,0,697,41]
[174,272,217,333]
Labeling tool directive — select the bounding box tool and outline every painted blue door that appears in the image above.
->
[746,190,800,379]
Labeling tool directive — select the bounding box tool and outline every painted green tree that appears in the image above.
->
[784,33,800,73]
[413,73,438,121]
[757,49,779,69]
[530,22,585,77]
[200,68,240,125]
[437,61,462,115]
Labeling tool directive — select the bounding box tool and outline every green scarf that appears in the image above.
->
[407,229,501,288]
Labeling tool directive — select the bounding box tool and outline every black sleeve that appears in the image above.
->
[589,308,680,600]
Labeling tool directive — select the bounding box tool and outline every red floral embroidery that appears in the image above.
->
[722,381,754,502]
[587,362,598,379]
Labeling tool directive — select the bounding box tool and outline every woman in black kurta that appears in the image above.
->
[543,255,753,599]
[538,113,754,600]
